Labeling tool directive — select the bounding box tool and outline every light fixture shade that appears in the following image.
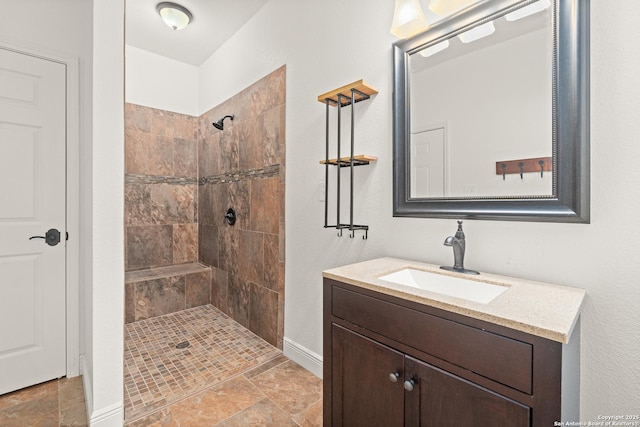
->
[505,0,551,21]
[390,0,429,39]
[429,0,476,16]
[419,39,450,57]
[458,21,495,43]
[157,2,193,30]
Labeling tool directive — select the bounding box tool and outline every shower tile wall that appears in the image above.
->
[125,104,202,321]
[125,104,199,269]
[198,66,286,348]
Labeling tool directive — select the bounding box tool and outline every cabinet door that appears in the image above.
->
[404,356,531,427]
[331,324,405,427]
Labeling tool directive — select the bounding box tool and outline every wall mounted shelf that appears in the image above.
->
[319,155,378,167]
[318,80,378,239]
[317,80,378,107]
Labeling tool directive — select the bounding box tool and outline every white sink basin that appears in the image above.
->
[378,268,508,304]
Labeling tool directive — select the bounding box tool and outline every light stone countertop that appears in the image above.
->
[323,257,586,344]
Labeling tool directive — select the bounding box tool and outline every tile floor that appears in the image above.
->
[0,376,87,427]
[125,304,322,426]
[0,304,321,426]
[126,356,322,426]
[124,305,283,420]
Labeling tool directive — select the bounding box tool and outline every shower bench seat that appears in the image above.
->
[124,262,212,323]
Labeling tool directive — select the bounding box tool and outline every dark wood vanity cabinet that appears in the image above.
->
[323,278,564,427]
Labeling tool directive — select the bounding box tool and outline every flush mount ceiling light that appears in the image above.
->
[429,0,477,16]
[390,0,429,39]
[156,2,193,30]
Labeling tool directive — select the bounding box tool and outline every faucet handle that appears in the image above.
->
[455,220,465,239]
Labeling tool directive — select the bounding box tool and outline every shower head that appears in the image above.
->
[212,115,234,130]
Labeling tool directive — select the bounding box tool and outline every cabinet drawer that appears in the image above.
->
[331,285,532,394]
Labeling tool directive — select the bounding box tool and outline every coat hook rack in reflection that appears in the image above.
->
[496,156,552,179]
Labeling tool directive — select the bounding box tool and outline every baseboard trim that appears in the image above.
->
[80,355,124,426]
[89,402,124,427]
[80,355,93,418]
[283,337,323,378]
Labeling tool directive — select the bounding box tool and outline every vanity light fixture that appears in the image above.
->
[419,39,450,57]
[428,0,477,16]
[505,0,551,21]
[156,2,193,31]
[390,0,429,39]
[458,21,495,43]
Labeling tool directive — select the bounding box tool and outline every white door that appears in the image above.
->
[0,48,66,394]
[410,127,446,198]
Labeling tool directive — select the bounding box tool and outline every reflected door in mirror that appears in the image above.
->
[411,127,445,198]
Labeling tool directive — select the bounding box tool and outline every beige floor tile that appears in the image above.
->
[59,377,85,410]
[125,409,180,427]
[0,376,87,427]
[0,380,58,411]
[292,398,323,427]
[0,395,59,427]
[243,354,289,379]
[170,376,266,426]
[59,401,88,427]
[249,360,322,416]
[214,398,298,427]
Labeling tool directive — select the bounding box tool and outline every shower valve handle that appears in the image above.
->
[225,208,237,225]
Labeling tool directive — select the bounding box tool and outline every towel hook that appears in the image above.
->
[539,159,545,178]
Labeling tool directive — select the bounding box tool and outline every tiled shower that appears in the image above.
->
[122,67,286,421]
[197,67,286,348]
[124,66,285,347]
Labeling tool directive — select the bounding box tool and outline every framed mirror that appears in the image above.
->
[392,0,589,222]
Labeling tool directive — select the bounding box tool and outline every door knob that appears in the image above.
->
[389,372,400,383]
[403,379,415,392]
[29,228,61,246]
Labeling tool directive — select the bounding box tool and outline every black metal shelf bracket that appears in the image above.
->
[322,87,373,240]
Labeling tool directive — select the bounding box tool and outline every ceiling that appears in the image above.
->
[126,0,269,66]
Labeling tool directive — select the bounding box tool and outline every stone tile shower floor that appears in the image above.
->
[124,304,321,425]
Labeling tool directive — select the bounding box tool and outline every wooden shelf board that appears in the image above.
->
[320,154,378,166]
[317,80,379,106]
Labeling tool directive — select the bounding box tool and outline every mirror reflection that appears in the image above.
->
[408,1,553,198]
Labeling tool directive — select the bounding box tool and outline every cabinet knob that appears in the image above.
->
[389,372,400,383]
[403,379,415,392]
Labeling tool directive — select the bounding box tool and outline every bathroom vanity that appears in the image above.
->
[323,258,585,426]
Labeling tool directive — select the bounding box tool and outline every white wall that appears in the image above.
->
[88,0,125,425]
[125,45,199,116]
[192,0,640,419]
[0,0,125,425]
